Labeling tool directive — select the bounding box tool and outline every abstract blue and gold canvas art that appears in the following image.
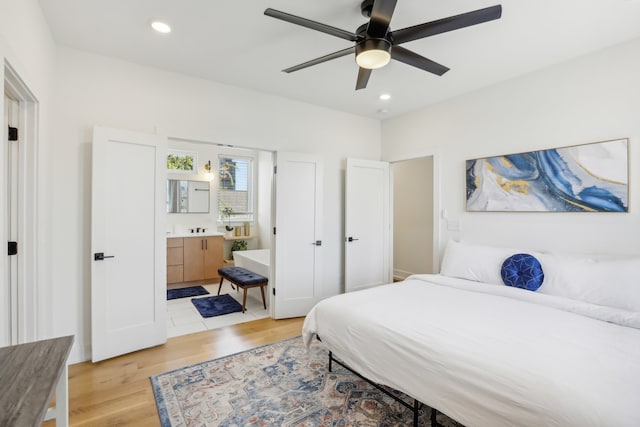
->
[466,139,628,212]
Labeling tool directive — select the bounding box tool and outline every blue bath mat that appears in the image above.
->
[167,286,209,300]
[192,294,243,318]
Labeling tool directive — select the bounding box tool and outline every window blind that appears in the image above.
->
[218,156,253,221]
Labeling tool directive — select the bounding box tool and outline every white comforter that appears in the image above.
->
[302,274,640,427]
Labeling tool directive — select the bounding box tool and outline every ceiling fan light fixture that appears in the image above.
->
[265,2,502,90]
[356,39,392,69]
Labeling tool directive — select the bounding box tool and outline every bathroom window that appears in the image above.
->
[218,156,253,221]
[167,150,197,173]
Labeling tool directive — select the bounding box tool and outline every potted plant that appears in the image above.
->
[230,240,248,260]
[221,206,234,236]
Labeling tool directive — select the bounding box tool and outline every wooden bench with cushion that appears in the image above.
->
[217,266,268,313]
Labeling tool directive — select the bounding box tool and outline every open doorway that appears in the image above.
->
[391,156,435,281]
[164,139,275,338]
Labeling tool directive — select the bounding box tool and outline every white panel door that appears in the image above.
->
[345,158,390,292]
[273,152,323,319]
[91,127,166,362]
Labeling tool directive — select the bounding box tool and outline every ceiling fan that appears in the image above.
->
[264,0,502,90]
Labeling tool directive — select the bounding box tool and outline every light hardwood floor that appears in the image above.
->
[45,317,304,426]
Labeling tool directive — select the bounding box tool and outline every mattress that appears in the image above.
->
[302,274,640,427]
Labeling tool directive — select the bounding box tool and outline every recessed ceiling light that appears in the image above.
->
[150,20,171,34]
[379,94,391,101]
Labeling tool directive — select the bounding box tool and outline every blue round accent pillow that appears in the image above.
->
[500,253,544,291]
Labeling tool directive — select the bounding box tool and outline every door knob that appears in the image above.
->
[347,236,359,242]
[311,240,322,246]
[94,252,115,261]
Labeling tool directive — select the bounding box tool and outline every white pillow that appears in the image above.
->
[537,253,640,312]
[440,240,526,285]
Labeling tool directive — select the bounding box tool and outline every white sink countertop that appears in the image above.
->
[167,231,224,238]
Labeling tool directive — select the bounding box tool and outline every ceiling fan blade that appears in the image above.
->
[390,5,502,45]
[367,0,397,38]
[283,46,356,73]
[265,8,361,42]
[391,46,449,76]
[356,67,372,90]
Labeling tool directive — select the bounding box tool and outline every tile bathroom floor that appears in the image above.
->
[167,281,270,338]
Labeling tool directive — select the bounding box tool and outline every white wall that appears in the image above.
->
[51,47,380,362]
[382,37,640,264]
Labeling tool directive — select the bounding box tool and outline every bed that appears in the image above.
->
[302,241,640,427]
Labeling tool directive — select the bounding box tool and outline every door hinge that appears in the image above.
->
[272,288,276,296]
[273,227,276,235]
[273,165,277,174]
[8,241,17,256]
[8,126,18,141]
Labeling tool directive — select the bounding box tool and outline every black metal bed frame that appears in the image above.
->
[328,350,442,427]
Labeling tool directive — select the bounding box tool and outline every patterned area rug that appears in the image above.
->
[151,337,462,426]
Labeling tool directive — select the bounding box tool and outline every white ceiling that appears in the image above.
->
[38,0,640,119]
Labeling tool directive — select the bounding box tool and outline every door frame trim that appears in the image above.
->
[3,60,40,343]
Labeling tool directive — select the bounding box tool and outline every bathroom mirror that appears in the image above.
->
[167,179,210,213]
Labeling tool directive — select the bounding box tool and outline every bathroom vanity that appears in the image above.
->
[167,233,224,284]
